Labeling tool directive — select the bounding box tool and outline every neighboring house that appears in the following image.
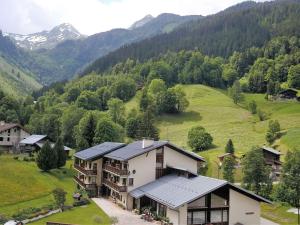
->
[218,153,240,167]
[0,121,30,152]
[277,89,299,100]
[74,139,270,225]
[19,134,71,155]
[261,146,282,181]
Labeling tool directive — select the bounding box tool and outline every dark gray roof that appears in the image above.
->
[262,146,282,155]
[130,174,271,209]
[104,140,204,162]
[20,135,47,145]
[74,142,125,160]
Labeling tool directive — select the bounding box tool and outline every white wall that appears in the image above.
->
[229,189,261,225]
[163,146,198,174]
[167,208,179,225]
[178,204,188,225]
[127,150,156,192]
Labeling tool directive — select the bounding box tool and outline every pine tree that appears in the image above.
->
[137,108,159,140]
[242,146,272,198]
[36,141,58,172]
[54,138,66,168]
[225,139,235,154]
[222,156,236,183]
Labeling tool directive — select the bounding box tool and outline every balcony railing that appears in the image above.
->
[74,164,97,175]
[73,176,97,190]
[103,164,129,176]
[103,179,127,192]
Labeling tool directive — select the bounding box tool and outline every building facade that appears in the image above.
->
[74,140,270,225]
[0,122,30,152]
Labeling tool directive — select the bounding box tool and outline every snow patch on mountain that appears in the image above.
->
[5,23,84,50]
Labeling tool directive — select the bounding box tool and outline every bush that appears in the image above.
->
[73,198,90,207]
[13,156,19,160]
[187,126,213,151]
[0,214,10,224]
[257,109,268,121]
[23,157,29,161]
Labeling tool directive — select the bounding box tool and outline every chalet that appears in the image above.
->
[19,134,71,155]
[262,146,282,181]
[0,121,30,152]
[278,89,298,100]
[74,139,271,225]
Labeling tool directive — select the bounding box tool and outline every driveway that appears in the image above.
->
[93,198,278,225]
[92,198,156,225]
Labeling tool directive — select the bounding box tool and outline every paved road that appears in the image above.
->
[93,198,279,225]
[93,198,156,225]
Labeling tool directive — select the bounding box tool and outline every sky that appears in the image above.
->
[0,0,268,35]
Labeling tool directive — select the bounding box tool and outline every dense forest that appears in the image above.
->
[0,35,298,153]
[83,0,300,74]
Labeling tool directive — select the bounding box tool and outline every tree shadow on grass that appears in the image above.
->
[160,111,202,124]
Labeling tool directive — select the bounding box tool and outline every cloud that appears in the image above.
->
[0,0,268,35]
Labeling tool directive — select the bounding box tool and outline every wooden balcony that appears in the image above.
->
[103,164,129,176]
[74,164,97,175]
[103,179,127,192]
[73,176,97,190]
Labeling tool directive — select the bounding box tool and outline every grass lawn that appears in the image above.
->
[261,203,299,225]
[0,155,75,217]
[29,202,111,225]
[126,85,300,179]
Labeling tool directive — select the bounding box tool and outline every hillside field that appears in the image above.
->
[0,56,42,97]
[126,85,300,178]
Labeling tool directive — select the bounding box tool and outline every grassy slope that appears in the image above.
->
[126,85,300,178]
[0,155,75,216]
[29,202,111,225]
[0,56,42,97]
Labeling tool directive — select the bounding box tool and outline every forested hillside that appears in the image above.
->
[0,56,41,97]
[83,0,300,74]
[0,14,200,85]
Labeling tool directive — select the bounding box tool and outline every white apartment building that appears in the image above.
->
[74,140,270,225]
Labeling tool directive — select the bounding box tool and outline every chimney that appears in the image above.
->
[0,121,5,126]
[142,139,154,149]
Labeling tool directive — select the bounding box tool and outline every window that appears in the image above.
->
[211,210,222,223]
[129,178,134,186]
[193,211,206,224]
[122,178,126,186]
[0,137,3,142]
[7,137,10,142]
[132,170,136,174]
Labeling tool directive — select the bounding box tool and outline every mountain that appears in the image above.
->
[129,15,154,29]
[0,56,42,97]
[4,23,84,50]
[28,13,201,83]
[82,0,300,75]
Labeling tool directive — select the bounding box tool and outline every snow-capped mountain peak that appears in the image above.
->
[4,23,84,50]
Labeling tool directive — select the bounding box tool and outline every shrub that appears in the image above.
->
[257,109,268,121]
[23,156,29,161]
[187,126,213,151]
[73,198,90,207]
[13,156,19,160]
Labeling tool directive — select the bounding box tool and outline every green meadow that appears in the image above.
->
[127,84,300,178]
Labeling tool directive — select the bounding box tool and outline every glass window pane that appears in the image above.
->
[187,212,192,225]
[211,210,222,223]
[223,210,228,222]
[193,211,206,224]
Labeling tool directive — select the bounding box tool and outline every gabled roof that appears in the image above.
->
[0,123,28,133]
[20,135,47,145]
[36,142,71,151]
[130,174,271,209]
[74,142,125,161]
[104,140,204,162]
[262,146,282,155]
